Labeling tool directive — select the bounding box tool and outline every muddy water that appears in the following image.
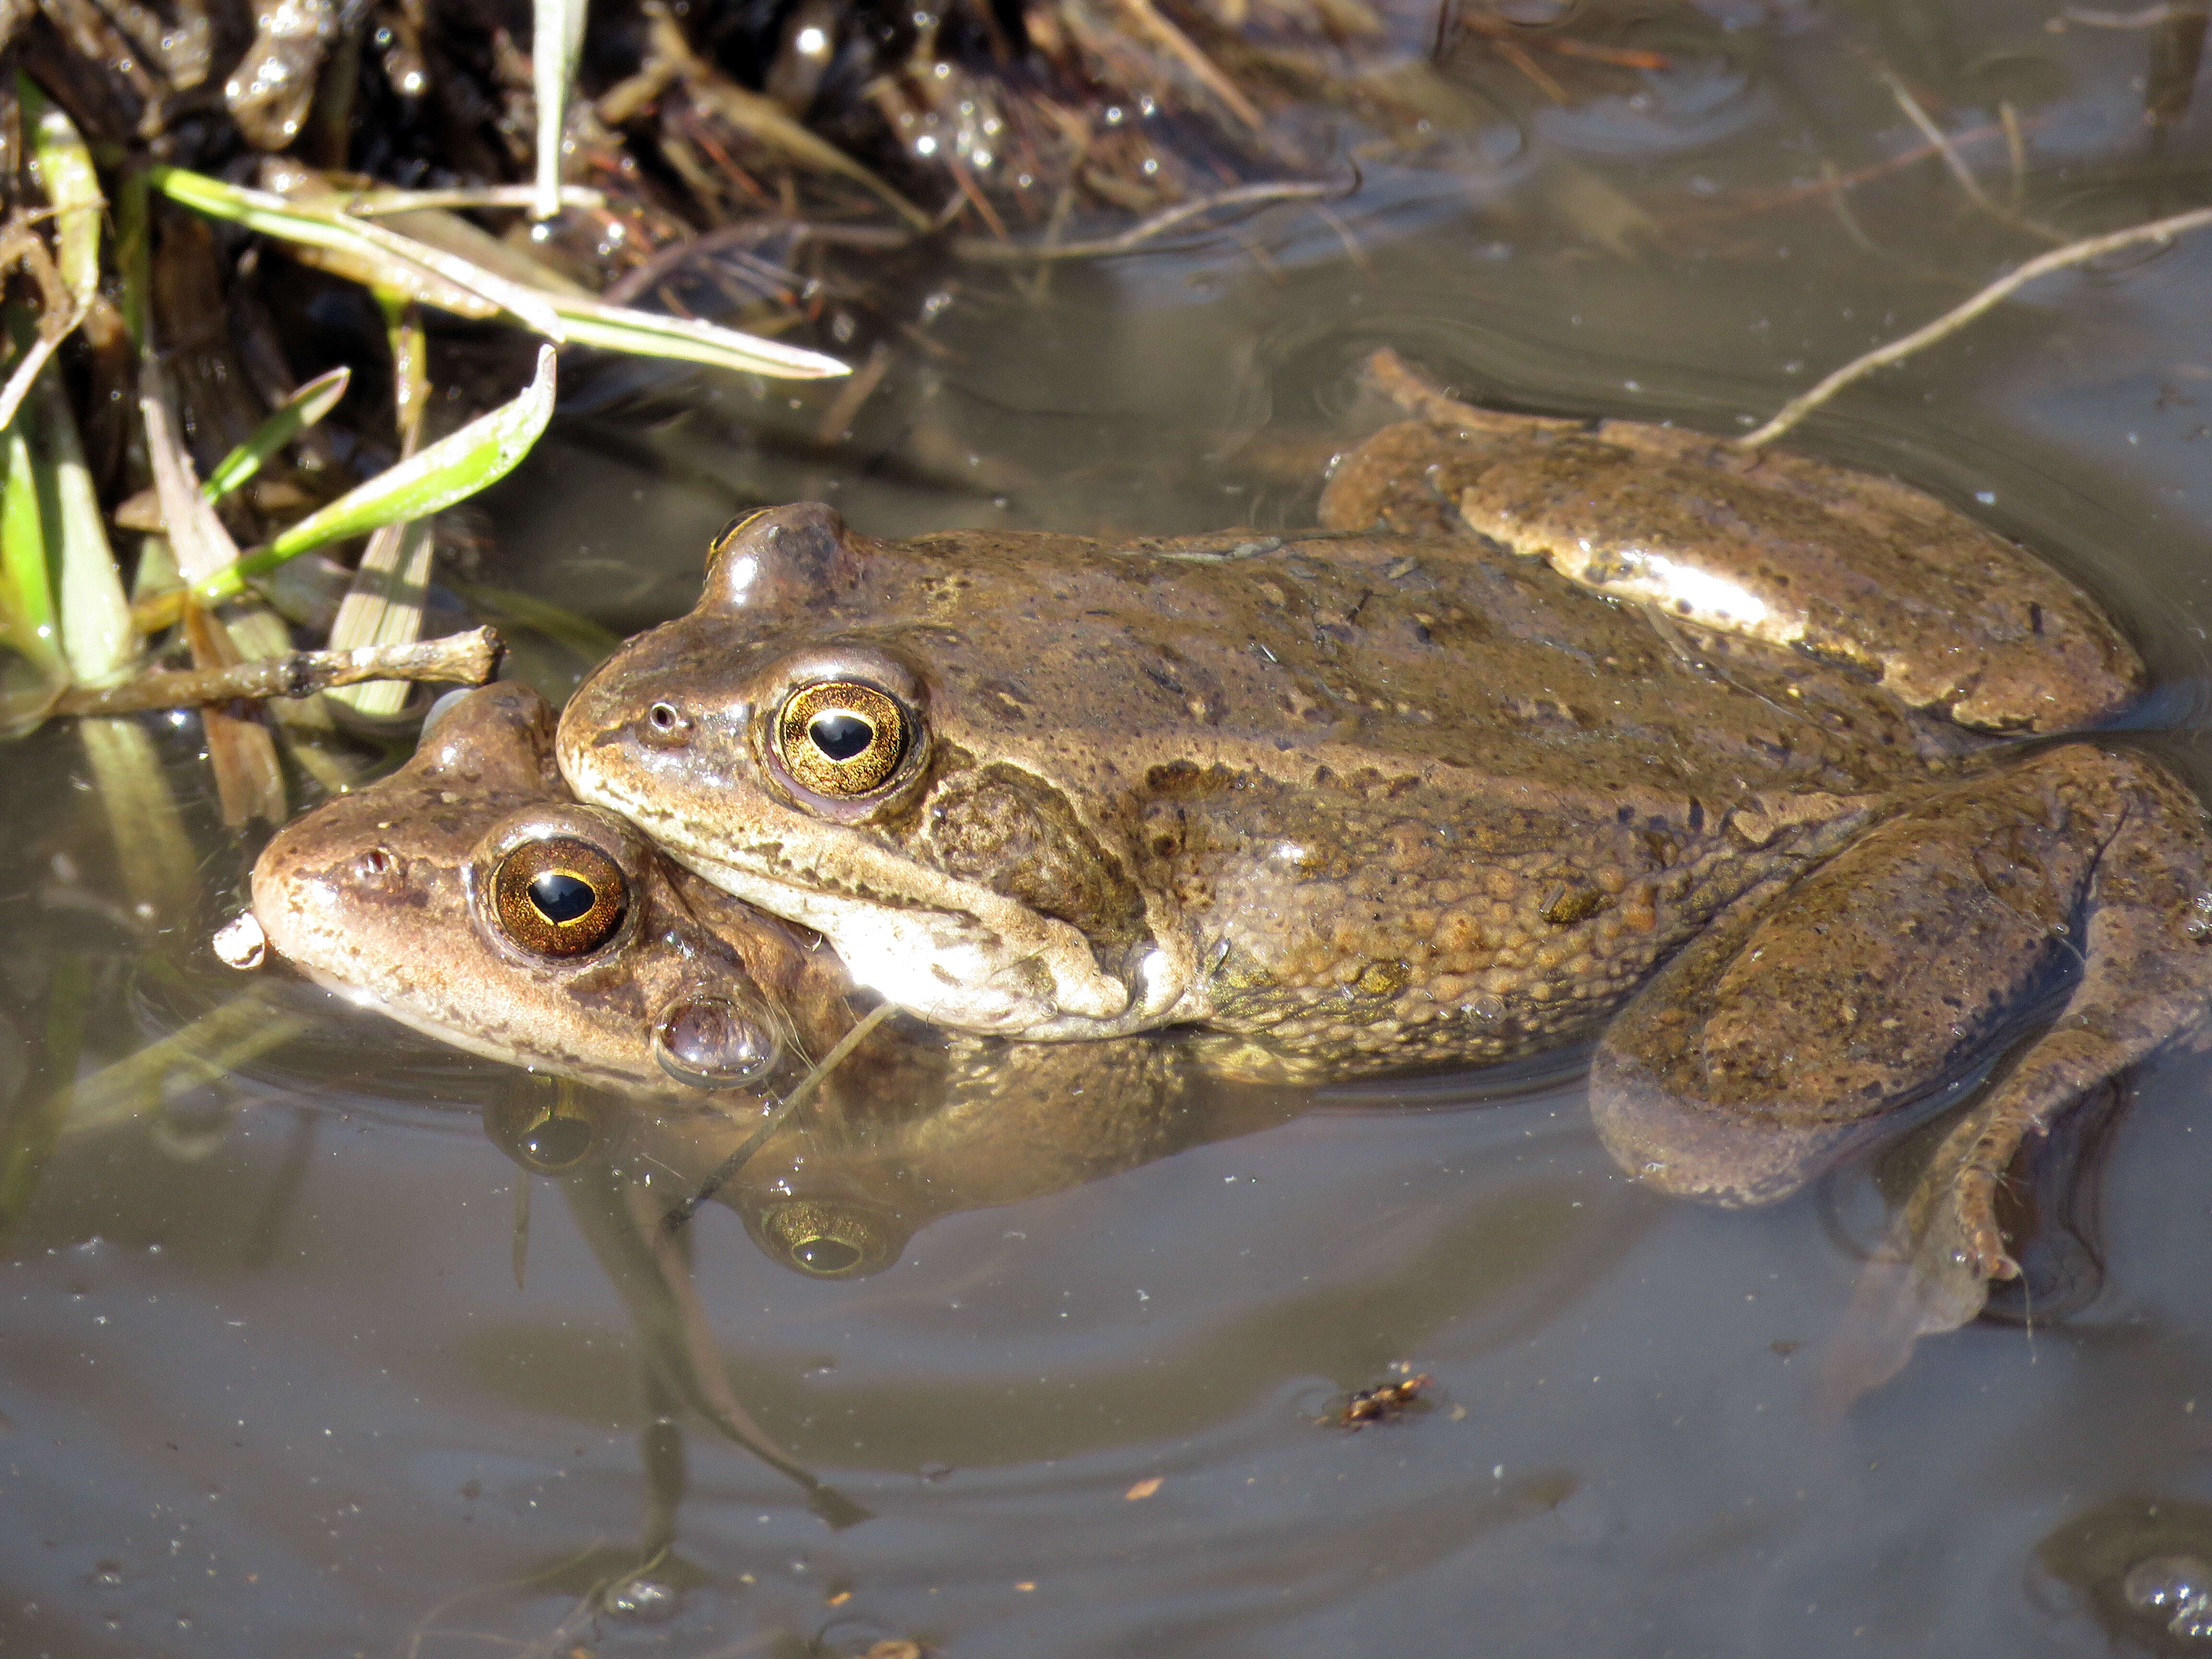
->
[8,2,2212,1653]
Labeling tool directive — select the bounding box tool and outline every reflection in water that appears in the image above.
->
[482,1046,1307,1282]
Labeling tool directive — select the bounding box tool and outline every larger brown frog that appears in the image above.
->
[555,350,2212,1304]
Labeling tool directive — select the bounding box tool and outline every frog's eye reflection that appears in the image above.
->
[776,681,906,798]
[758,1200,899,1277]
[492,837,629,957]
[483,1078,612,1173]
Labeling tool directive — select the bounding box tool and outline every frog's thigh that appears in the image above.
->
[1460,432,2143,731]
[1590,746,2186,1206]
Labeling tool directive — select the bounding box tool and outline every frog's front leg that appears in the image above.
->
[1593,746,2212,1243]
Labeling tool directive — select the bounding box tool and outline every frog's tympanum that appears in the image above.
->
[555,349,2212,1308]
[249,683,1263,1276]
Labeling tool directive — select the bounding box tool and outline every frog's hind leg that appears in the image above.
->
[1916,752,2212,1283]
[1593,746,2212,1256]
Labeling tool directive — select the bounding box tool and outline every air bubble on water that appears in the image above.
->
[2127,1556,2205,1611]
[605,1578,680,1623]
[2124,1554,2212,1639]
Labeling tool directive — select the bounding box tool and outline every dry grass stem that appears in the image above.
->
[297,184,609,216]
[180,599,288,826]
[661,1001,900,1234]
[53,627,505,715]
[1118,0,1266,129]
[1738,203,2212,450]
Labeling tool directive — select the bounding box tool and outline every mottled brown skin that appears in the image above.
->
[250,684,1224,1276]
[557,356,2212,1296]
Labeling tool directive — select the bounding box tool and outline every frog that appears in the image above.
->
[554,349,2212,1309]
[246,681,1253,1275]
[248,679,848,1101]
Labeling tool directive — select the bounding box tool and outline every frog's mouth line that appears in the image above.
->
[655,843,1190,1039]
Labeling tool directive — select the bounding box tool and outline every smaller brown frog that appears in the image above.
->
[246,683,1262,1275]
[250,680,847,1100]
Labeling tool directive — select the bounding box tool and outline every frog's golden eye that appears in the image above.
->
[491,838,629,958]
[776,681,907,797]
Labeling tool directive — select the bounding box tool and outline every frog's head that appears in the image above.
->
[251,682,806,1097]
[557,503,1194,1038]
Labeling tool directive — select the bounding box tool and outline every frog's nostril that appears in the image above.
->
[358,847,397,880]
[641,701,692,746]
[653,997,781,1088]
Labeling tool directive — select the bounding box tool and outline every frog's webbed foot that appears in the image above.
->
[1599,744,2212,1388]
[1816,1115,2002,1411]
[1820,1076,2125,1409]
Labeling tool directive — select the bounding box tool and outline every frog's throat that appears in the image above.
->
[661,846,1187,1038]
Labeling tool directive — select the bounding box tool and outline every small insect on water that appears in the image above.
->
[1326,1368,1435,1430]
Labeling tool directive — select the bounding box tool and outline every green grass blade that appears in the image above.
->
[202,365,353,502]
[534,0,589,219]
[20,76,102,311]
[1,421,60,679]
[547,292,847,377]
[197,346,557,603]
[151,166,848,380]
[149,167,567,339]
[32,371,135,685]
[117,170,150,347]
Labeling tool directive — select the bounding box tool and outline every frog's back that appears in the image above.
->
[880,519,1986,817]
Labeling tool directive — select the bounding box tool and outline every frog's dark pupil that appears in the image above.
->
[528,870,597,924]
[793,1235,862,1274]
[809,711,874,761]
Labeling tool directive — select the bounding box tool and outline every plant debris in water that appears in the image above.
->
[1325,1365,1434,1429]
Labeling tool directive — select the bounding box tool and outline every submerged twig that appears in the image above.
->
[1737,204,2212,449]
[51,627,504,714]
[660,1000,899,1234]
[1878,70,2063,243]
[2055,1,2205,25]
[954,176,1343,262]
